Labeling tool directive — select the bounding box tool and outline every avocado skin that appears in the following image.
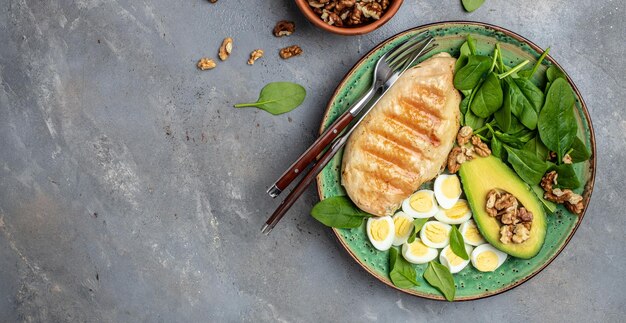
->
[459,155,547,259]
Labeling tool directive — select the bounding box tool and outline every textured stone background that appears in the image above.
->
[0,0,624,322]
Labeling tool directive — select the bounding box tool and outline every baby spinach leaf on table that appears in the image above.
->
[569,136,591,163]
[524,136,550,161]
[538,78,577,162]
[505,147,549,186]
[449,226,469,260]
[407,218,429,244]
[471,72,503,118]
[389,247,420,288]
[424,261,456,301]
[551,163,581,189]
[310,196,371,228]
[454,55,491,91]
[234,82,306,115]
[462,0,485,12]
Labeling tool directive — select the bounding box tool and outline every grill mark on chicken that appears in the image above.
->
[368,127,425,157]
[360,145,417,177]
[352,167,411,194]
[385,114,441,147]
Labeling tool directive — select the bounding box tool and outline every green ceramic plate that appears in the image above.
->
[315,21,596,301]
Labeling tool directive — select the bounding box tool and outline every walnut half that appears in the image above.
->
[197,58,216,70]
[273,20,295,37]
[218,37,233,61]
[279,45,303,59]
[247,49,264,65]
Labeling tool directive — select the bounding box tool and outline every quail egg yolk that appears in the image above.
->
[425,223,447,243]
[394,216,412,237]
[410,191,433,212]
[465,225,483,244]
[370,219,390,242]
[442,176,461,199]
[444,200,470,219]
[474,251,499,272]
[409,240,430,256]
[445,247,465,267]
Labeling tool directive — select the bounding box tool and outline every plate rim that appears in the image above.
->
[314,20,597,301]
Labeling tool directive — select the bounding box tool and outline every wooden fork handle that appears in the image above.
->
[268,112,353,197]
[263,137,343,234]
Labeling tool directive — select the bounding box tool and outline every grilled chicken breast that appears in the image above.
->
[341,52,461,216]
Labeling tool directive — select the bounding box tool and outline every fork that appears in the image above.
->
[267,31,435,198]
[261,34,436,234]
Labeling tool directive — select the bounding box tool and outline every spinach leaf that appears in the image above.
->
[494,94,511,132]
[449,226,469,260]
[424,261,456,301]
[389,248,420,288]
[454,55,491,91]
[546,65,567,82]
[538,78,577,161]
[455,42,472,72]
[310,196,371,228]
[569,136,591,163]
[466,34,477,55]
[524,136,550,161]
[503,78,542,130]
[551,163,581,189]
[234,82,306,115]
[462,0,485,12]
[494,129,534,148]
[465,109,485,130]
[505,147,548,185]
[471,72,503,118]
[407,218,429,244]
[491,136,506,160]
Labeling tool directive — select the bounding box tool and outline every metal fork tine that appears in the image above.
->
[388,36,434,70]
[398,40,436,72]
[385,31,429,63]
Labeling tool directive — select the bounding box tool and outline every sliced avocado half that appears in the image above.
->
[459,155,546,259]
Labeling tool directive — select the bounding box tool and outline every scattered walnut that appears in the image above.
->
[273,20,295,37]
[540,171,585,216]
[471,135,491,157]
[447,147,463,174]
[548,151,558,162]
[197,58,216,70]
[247,49,264,65]
[457,126,473,145]
[218,37,233,61]
[512,224,531,244]
[279,45,303,59]
[495,193,518,211]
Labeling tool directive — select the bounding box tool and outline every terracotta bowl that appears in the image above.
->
[294,0,404,35]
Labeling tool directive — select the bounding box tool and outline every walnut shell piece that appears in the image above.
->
[197,58,216,70]
[247,49,264,65]
[218,37,233,61]
[279,45,303,59]
[273,20,295,37]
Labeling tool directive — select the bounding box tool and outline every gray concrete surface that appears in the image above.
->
[0,0,624,322]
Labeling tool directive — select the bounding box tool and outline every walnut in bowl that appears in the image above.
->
[294,0,403,35]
